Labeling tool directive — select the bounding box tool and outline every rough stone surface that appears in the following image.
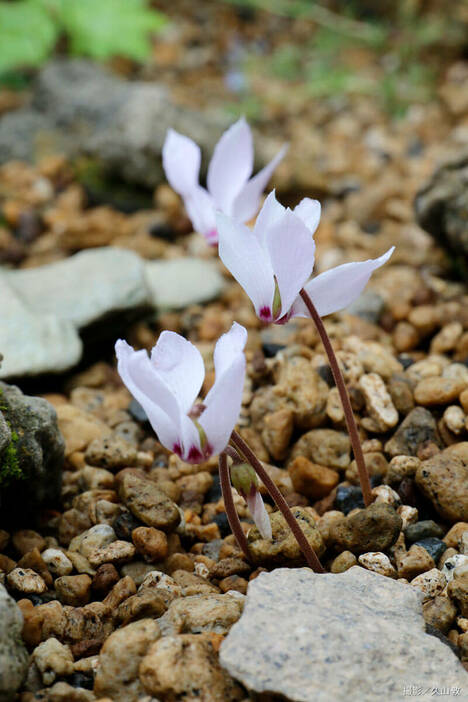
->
[385,407,442,457]
[119,472,180,532]
[94,618,161,702]
[0,584,28,702]
[220,567,468,701]
[140,634,245,701]
[145,258,224,310]
[415,151,468,263]
[416,450,468,523]
[0,382,64,519]
[247,507,325,566]
[0,60,234,187]
[0,277,82,379]
[4,247,149,330]
[158,592,244,636]
[330,503,402,554]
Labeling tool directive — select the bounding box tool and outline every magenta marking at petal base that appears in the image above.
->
[259,306,272,322]
[205,228,218,246]
[173,443,182,457]
[188,445,203,462]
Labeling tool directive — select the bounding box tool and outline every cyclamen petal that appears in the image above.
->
[290,247,395,319]
[218,191,316,323]
[115,323,247,464]
[162,119,285,244]
[245,487,272,540]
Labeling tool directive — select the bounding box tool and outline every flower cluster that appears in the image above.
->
[116,118,394,544]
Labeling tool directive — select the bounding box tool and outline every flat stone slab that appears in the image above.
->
[144,258,224,310]
[3,247,149,329]
[0,277,82,378]
[220,567,468,702]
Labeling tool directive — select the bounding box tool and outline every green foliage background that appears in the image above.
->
[0,0,167,74]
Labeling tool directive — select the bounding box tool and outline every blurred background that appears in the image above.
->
[0,0,468,382]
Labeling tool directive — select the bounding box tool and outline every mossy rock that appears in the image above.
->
[0,382,64,524]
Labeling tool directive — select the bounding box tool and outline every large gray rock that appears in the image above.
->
[0,277,82,379]
[220,567,468,701]
[0,381,64,520]
[0,60,231,187]
[4,247,149,330]
[415,151,468,266]
[0,585,28,701]
[144,258,224,310]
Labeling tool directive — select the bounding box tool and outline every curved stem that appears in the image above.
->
[230,431,325,574]
[299,288,373,507]
[218,451,251,561]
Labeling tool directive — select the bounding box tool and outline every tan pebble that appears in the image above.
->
[460,388,468,414]
[457,616,468,632]
[430,322,463,354]
[408,306,438,334]
[326,387,344,423]
[12,529,45,556]
[358,552,397,578]
[330,551,357,573]
[102,575,137,611]
[414,377,466,406]
[439,548,457,568]
[69,524,116,558]
[67,551,95,576]
[117,589,167,625]
[397,505,419,530]
[17,548,52,587]
[288,456,339,499]
[41,548,73,577]
[85,435,137,469]
[289,428,350,469]
[261,408,294,461]
[32,637,74,685]
[91,564,120,595]
[442,362,468,385]
[194,562,210,579]
[88,540,135,567]
[55,574,92,606]
[398,544,435,580]
[132,527,168,563]
[422,595,457,634]
[121,561,157,586]
[171,570,220,597]
[56,404,110,456]
[79,465,115,490]
[7,567,46,593]
[359,373,398,432]
[342,337,402,380]
[346,452,388,485]
[443,406,466,434]
[138,571,182,606]
[371,485,401,506]
[411,568,446,600]
[393,321,419,352]
[218,575,248,595]
[406,358,443,382]
[362,439,383,453]
[447,571,468,616]
[385,455,421,485]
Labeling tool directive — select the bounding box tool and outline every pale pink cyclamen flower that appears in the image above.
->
[216,190,394,323]
[115,323,247,464]
[162,117,287,245]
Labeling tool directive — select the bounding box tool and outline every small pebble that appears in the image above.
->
[398,544,435,580]
[405,520,445,543]
[414,537,447,564]
[334,485,364,515]
[358,552,397,578]
[88,540,136,567]
[411,568,447,600]
[41,548,74,577]
[397,505,419,530]
[442,555,468,582]
[7,567,47,593]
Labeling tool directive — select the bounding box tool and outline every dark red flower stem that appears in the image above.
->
[230,430,325,574]
[299,288,373,507]
[218,451,251,561]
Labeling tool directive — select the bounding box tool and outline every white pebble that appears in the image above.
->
[358,552,397,578]
[411,568,446,600]
[442,554,468,582]
[397,505,419,530]
[41,548,73,577]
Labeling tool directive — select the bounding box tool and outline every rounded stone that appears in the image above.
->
[415,451,468,523]
[329,503,402,555]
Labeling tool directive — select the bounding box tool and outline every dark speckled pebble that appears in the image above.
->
[397,355,415,369]
[405,520,445,543]
[262,343,286,358]
[205,474,222,503]
[69,672,94,690]
[128,399,149,424]
[113,511,141,541]
[317,365,335,387]
[334,485,364,515]
[414,537,447,563]
[212,512,231,538]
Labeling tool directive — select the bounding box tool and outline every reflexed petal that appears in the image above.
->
[245,487,272,539]
[198,346,245,453]
[207,117,254,214]
[150,331,205,414]
[232,146,288,224]
[252,189,286,247]
[115,339,181,451]
[212,322,248,378]
[264,208,316,318]
[217,212,275,318]
[293,197,321,236]
[184,185,216,239]
[162,129,201,197]
[290,247,395,319]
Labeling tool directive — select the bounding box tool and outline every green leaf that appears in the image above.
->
[59,0,168,61]
[0,1,58,73]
